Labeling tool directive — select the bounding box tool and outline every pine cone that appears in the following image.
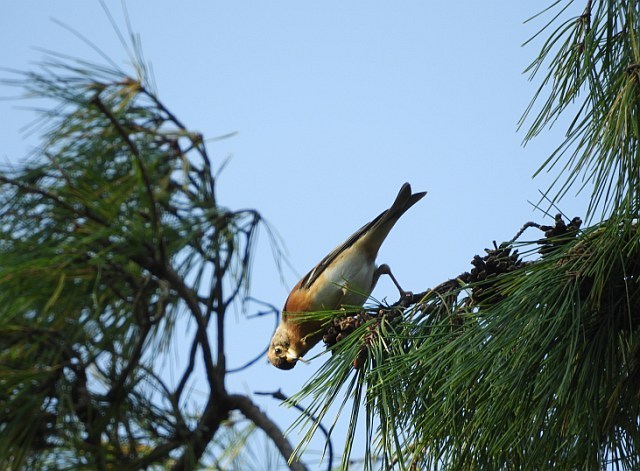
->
[538,214,582,255]
[469,242,526,305]
[322,313,368,348]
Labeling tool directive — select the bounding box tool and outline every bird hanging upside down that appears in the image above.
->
[267,183,426,370]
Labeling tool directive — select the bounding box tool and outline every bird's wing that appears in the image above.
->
[298,212,385,291]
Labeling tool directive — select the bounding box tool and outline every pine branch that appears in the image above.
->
[229,394,309,471]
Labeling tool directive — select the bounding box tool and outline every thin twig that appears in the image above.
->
[226,304,279,374]
[255,389,333,471]
[238,393,310,471]
[174,335,199,402]
[508,221,543,244]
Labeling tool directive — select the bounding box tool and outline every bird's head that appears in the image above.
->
[267,326,306,370]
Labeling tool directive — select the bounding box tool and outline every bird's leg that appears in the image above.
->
[373,263,411,299]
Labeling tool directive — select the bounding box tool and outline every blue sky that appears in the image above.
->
[1,2,589,468]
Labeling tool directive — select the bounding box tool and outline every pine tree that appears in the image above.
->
[290,1,640,469]
[0,43,306,470]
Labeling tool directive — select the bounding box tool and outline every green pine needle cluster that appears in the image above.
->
[524,0,640,220]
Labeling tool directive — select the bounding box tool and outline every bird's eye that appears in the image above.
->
[274,347,283,355]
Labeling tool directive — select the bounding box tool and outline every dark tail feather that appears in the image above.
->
[362,183,426,254]
[385,183,427,223]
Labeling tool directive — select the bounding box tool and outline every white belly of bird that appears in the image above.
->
[312,247,375,310]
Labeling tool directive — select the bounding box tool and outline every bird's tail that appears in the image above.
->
[385,182,427,223]
[363,182,427,254]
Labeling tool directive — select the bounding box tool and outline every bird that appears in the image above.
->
[267,183,426,370]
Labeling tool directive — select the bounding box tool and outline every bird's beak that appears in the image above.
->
[286,349,309,364]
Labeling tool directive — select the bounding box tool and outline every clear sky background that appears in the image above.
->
[1,2,589,468]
